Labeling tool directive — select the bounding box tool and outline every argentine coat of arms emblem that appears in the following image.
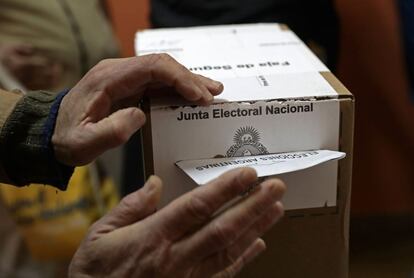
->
[226,126,268,157]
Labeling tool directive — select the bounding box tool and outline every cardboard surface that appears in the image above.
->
[136,24,354,278]
[239,98,354,278]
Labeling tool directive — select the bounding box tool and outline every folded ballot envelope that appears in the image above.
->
[135,24,354,278]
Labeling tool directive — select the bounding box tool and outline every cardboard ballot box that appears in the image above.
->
[135,24,354,278]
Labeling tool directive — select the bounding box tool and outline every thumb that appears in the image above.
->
[94,176,163,234]
[91,107,146,154]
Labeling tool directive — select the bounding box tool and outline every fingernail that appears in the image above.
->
[145,175,158,194]
[270,201,284,223]
[214,81,224,91]
[275,201,284,216]
[241,168,257,183]
[263,179,285,197]
[246,239,267,265]
[267,181,278,194]
[239,169,258,194]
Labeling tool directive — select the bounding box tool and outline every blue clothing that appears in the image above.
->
[399,0,414,98]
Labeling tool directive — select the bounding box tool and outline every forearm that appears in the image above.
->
[0,89,73,189]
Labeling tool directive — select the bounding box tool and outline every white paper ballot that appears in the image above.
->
[176,150,346,185]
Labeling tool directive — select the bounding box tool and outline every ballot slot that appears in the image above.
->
[176,149,345,214]
[175,149,346,185]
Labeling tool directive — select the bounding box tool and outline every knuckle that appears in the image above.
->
[95,58,113,69]
[250,199,269,218]
[158,53,174,62]
[141,54,171,80]
[109,117,133,146]
[186,195,213,223]
[87,59,113,83]
[223,248,238,267]
[144,53,161,65]
[97,58,108,67]
[86,221,101,237]
[210,221,234,247]
[117,193,137,214]
[144,53,172,66]
[275,179,287,194]
[112,126,130,145]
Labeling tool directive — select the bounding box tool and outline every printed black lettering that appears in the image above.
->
[177,111,209,121]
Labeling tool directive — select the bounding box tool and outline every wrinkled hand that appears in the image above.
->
[52,54,223,166]
[0,43,62,90]
[69,168,285,277]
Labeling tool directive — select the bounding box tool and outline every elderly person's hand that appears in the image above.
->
[0,43,62,90]
[69,168,285,277]
[52,54,223,166]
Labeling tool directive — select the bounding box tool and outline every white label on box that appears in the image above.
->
[136,24,337,102]
[151,72,337,107]
[213,72,336,103]
[136,24,328,75]
[150,99,340,210]
[176,150,346,185]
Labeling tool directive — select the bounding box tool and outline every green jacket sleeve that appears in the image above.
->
[0,89,74,190]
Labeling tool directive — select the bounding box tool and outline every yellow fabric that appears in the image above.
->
[0,166,119,261]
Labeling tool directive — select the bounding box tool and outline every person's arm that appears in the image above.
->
[0,54,287,277]
[0,88,73,189]
[69,168,286,277]
[0,54,222,189]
